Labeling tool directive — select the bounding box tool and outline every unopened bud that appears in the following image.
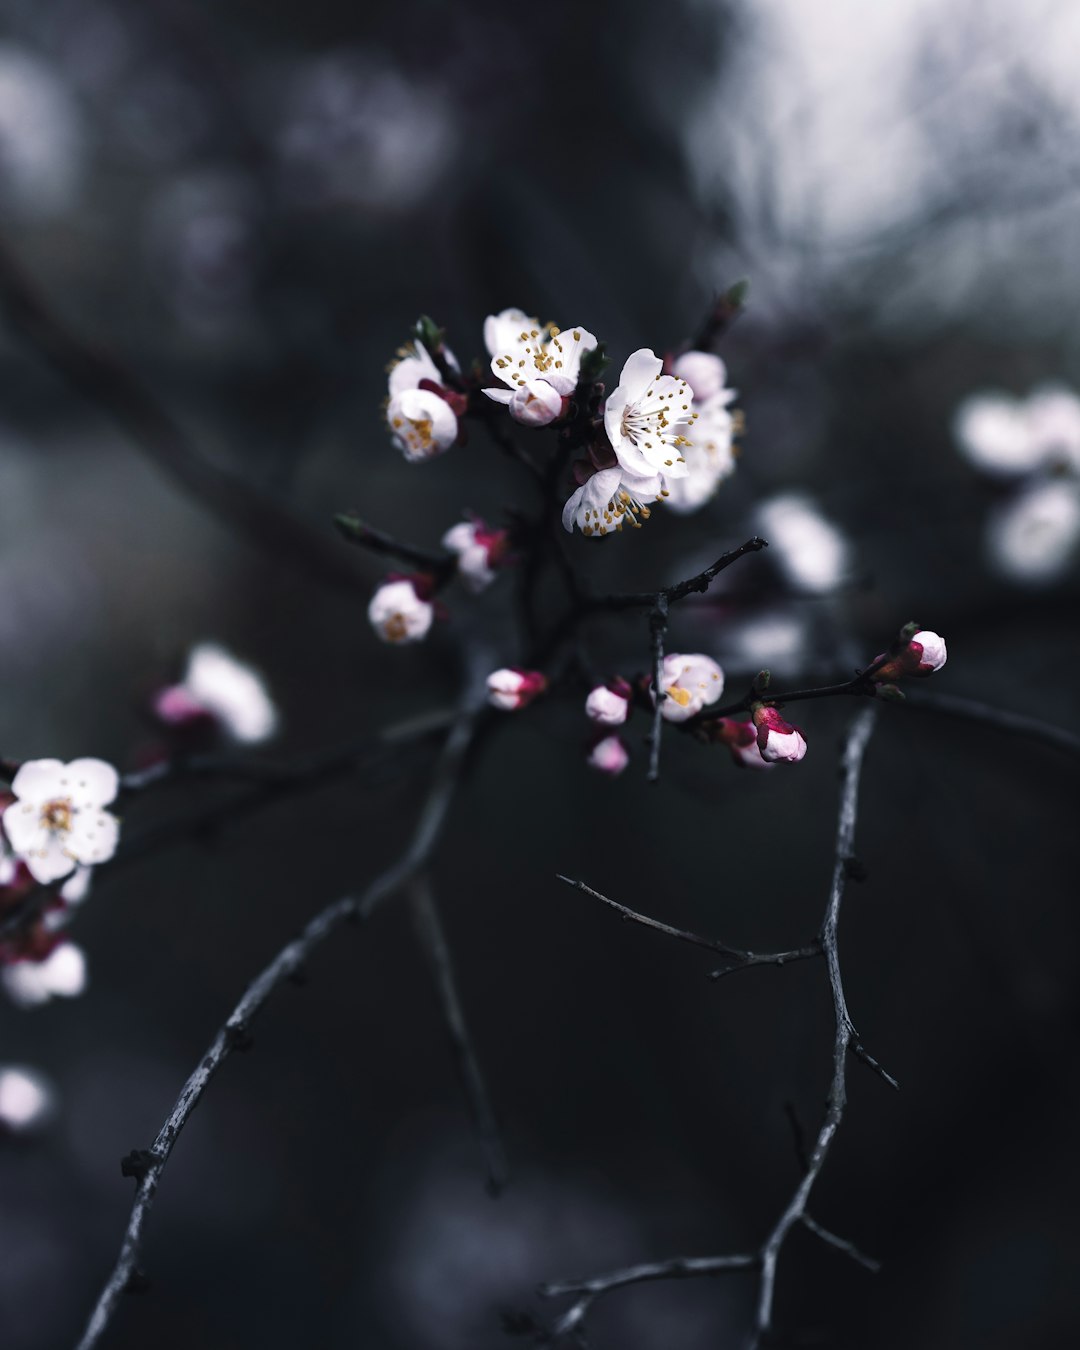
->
[486,668,548,712]
[872,628,947,681]
[708,717,773,770]
[586,735,629,776]
[752,704,808,764]
[585,682,631,727]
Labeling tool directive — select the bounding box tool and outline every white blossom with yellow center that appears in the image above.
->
[485,321,598,424]
[386,341,458,461]
[2,758,120,885]
[653,653,725,723]
[561,465,668,538]
[604,349,695,481]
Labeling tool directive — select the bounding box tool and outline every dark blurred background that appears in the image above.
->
[1,0,1079,1346]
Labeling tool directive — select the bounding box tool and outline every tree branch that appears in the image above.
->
[541,707,887,1347]
[72,706,481,1350]
[408,874,509,1195]
[555,875,821,978]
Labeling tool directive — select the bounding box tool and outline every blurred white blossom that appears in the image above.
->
[276,55,456,213]
[157,643,278,744]
[0,1065,56,1132]
[757,493,849,593]
[2,943,87,1008]
[0,45,83,219]
[987,478,1080,584]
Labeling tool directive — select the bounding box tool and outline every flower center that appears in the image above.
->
[383,613,409,643]
[40,798,73,834]
[667,686,693,708]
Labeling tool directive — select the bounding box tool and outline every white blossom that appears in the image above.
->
[2,942,87,1008]
[441,521,502,592]
[483,308,540,359]
[2,759,120,885]
[485,323,598,424]
[586,736,629,776]
[585,685,630,726]
[0,1065,56,1132]
[664,395,736,514]
[562,465,666,538]
[757,493,849,593]
[671,350,729,404]
[954,386,1080,478]
[368,579,434,644]
[158,643,278,744]
[603,349,694,482]
[387,388,458,461]
[987,479,1080,583]
[654,654,725,723]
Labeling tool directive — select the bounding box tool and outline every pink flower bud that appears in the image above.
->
[708,717,772,770]
[486,667,548,711]
[585,684,630,726]
[872,628,947,681]
[753,705,808,763]
[586,735,629,776]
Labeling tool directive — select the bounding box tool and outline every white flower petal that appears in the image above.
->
[387,388,458,461]
[185,644,278,744]
[64,758,119,808]
[617,348,663,402]
[66,809,120,867]
[9,759,66,803]
[388,341,442,396]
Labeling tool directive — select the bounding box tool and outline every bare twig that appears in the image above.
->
[540,1253,759,1339]
[72,707,480,1350]
[646,594,669,783]
[902,688,1080,758]
[408,874,509,1195]
[541,707,887,1347]
[333,513,455,578]
[595,537,769,610]
[555,875,821,978]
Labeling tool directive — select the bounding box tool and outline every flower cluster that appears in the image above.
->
[377,309,742,559]
[953,384,1080,583]
[0,757,122,1008]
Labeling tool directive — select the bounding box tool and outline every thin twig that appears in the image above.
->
[646,595,669,783]
[799,1214,881,1274]
[555,876,821,978]
[408,874,509,1195]
[902,688,1080,758]
[333,513,455,578]
[72,708,480,1350]
[541,707,887,1347]
[595,537,769,610]
[751,703,881,1345]
[540,1254,759,1339]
